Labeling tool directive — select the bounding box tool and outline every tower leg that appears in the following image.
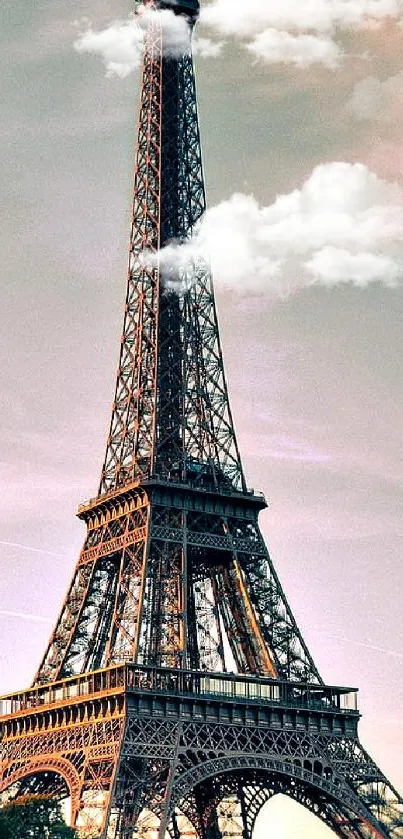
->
[238,784,251,839]
[205,810,221,839]
[172,811,182,839]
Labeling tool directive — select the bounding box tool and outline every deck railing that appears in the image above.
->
[126,664,359,713]
[0,665,125,717]
[0,663,358,718]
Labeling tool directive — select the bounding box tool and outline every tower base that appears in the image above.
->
[2,665,401,838]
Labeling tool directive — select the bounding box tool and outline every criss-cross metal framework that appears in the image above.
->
[1,1,402,837]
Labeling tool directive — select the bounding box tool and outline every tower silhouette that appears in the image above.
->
[1,1,402,837]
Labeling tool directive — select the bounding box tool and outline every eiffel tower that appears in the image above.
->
[1,1,402,837]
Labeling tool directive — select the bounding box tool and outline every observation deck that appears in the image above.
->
[139,0,200,20]
[1,664,359,739]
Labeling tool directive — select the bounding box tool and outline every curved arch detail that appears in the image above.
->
[171,755,388,839]
[0,757,81,821]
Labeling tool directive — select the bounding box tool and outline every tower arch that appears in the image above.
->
[0,759,80,823]
[169,756,388,839]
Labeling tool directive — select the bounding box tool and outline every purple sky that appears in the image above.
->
[1,1,403,834]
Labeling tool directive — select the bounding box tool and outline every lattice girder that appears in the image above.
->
[35,479,323,683]
[2,666,403,837]
[104,686,399,839]
[1,670,126,836]
[1,4,402,839]
[95,7,244,495]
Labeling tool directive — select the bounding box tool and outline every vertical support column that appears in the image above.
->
[172,811,182,839]
[238,783,251,839]
[181,509,189,669]
[205,811,222,839]
[99,13,163,494]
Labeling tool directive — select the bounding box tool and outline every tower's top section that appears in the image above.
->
[141,0,200,21]
[99,0,245,496]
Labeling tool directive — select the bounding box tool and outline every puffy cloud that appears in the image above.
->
[73,6,223,78]
[201,0,403,68]
[73,0,403,73]
[246,29,342,68]
[306,247,400,286]
[347,72,403,121]
[201,0,403,36]
[74,6,194,78]
[192,35,225,58]
[153,162,403,295]
[137,6,192,56]
[74,18,143,78]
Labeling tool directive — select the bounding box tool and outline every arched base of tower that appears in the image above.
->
[105,764,388,839]
[1,666,402,839]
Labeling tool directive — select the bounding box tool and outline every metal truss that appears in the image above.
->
[35,490,150,682]
[98,3,244,496]
[1,666,403,837]
[34,485,323,684]
[34,1,321,687]
[1,3,402,839]
[110,703,403,839]
[0,668,126,836]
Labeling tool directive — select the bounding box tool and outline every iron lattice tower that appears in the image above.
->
[1,2,402,837]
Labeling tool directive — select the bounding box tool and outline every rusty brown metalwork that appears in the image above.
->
[1,667,126,835]
[1,2,402,838]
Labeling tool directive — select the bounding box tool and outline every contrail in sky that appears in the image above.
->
[0,540,64,558]
[321,631,403,661]
[0,610,52,623]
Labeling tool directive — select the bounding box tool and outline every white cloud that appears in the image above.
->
[152,162,403,295]
[306,247,400,286]
[201,0,403,37]
[74,18,143,78]
[73,0,403,73]
[193,35,225,58]
[246,29,342,68]
[139,7,191,57]
[347,72,403,121]
[73,6,222,78]
[201,0,403,68]
[74,7,192,78]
